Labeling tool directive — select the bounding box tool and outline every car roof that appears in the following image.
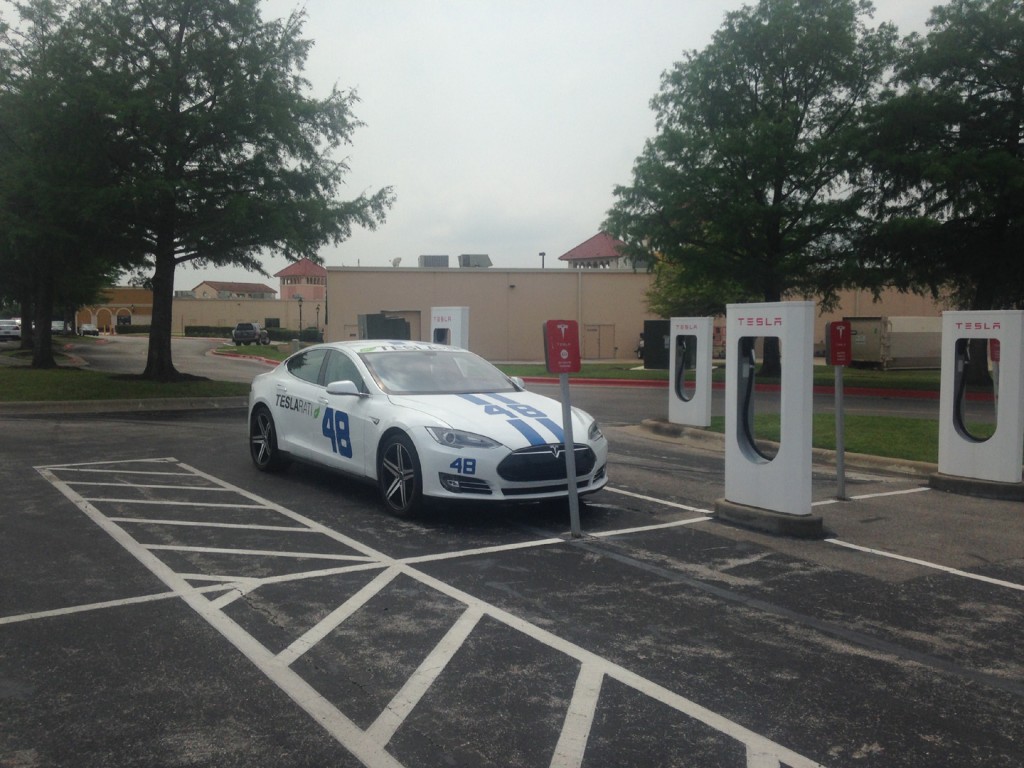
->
[327,340,461,354]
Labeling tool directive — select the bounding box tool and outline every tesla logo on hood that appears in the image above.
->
[550,444,565,458]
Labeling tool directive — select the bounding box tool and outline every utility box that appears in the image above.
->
[642,319,671,370]
[846,316,942,370]
[358,313,410,340]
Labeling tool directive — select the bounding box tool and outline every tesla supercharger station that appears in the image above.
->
[932,310,1024,500]
[716,301,821,537]
[430,306,469,348]
[668,317,713,427]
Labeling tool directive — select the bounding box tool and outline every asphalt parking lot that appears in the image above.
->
[1,405,1022,768]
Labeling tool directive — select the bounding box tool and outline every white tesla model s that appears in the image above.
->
[248,340,608,515]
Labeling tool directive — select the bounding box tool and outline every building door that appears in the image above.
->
[583,324,616,359]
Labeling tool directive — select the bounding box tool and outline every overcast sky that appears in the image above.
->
[176,0,939,291]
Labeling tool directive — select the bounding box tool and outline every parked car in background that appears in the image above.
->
[79,323,99,336]
[232,322,270,345]
[0,319,20,341]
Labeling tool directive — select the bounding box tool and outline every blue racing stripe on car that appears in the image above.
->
[536,418,565,443]
[507,419,547,446]
[486,393,519,405]
[459,394,490,405]
[482,393,565,443]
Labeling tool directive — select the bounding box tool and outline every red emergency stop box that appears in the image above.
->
[827,321,853,367]
[544,320,581,374]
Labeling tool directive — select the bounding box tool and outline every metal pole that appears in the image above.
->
[560,372,582,537]
[835,364,848,500]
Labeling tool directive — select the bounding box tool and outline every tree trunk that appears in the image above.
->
[142,249,180,381]
[964,337,992,387]
[759,336,782,378]
[758,285,783,378]
[31,274,57,369]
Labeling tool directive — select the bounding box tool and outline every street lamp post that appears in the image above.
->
[316,304,321,336]
[540,251,546,269]
[296,295,303,339]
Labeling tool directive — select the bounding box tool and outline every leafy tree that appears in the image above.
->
[77,0,393,380]
[861,0,1024,314]
[0,0,129,367]
[605,0,897,374]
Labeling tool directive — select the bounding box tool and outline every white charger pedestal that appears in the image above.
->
[668,317,713,428]
[930,310,1024,501]
[430,307,470,348]
[715,301,822,537]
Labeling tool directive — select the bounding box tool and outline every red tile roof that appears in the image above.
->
[558,232,628,262]
[274,257,327,277]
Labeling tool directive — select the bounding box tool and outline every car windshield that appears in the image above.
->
[360,349,517,395]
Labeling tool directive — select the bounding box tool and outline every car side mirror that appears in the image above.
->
[326,380,365,397]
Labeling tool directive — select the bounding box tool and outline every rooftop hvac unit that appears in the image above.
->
[418,254,449,268]
[458,254,492,268]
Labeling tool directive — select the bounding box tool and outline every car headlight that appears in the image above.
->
[425,426,501,449]
[588,420,604,441]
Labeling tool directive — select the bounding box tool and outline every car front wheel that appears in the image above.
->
[250,407,289,471]
[378,433,422,516]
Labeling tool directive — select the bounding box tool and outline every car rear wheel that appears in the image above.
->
[378,433,422,516]
[250,407,289,471]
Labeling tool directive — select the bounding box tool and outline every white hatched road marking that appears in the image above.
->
[365,604,484,746]
[550,661,604,768]
[30,456,1005,767]
[277,567,401,667]
[143,544,376,561]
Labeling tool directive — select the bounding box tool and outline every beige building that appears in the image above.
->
[191,280,277,300]
[324,267,658,360]
[85,268,950,363]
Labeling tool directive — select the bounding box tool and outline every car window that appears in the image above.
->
[286,348,329,385]
[360,349,516,395]
[323,350,366,392]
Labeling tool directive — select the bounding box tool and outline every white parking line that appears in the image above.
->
[813,486,931,506]
[402,537,565,564]
[82,498,270,509]
[70,482,236,492]
[0,585,235,626]
[143,544,376,562]
[589,517,712,537]
[111,517,311,532]
[826,539,1024,592]
[605,486,715,515]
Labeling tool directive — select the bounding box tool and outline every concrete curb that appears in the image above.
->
[929,472,1024,501]
[713,498,825,539]
[0,397,248,415]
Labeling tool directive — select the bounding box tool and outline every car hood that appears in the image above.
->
[388,391,594,448]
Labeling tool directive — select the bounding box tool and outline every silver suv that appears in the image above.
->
[231,322,270,346]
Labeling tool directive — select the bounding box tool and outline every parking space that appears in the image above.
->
[2,410,1022,767]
